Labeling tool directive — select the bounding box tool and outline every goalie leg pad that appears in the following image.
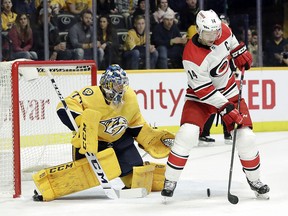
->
[121,162,166,192]
[32,148,121,201]
[135,123,175,159]
[144,161,166,191]
[120,173,133,188]
[131,164,155,194]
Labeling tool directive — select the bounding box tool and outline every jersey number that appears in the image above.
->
[188,70,198,79]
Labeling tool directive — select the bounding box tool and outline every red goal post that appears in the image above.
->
[0,60,97,198]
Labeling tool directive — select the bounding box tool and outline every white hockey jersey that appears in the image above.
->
[182,23,240,109]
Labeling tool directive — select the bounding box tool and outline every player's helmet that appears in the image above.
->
[100,64,129,105]
[196,9,222,43]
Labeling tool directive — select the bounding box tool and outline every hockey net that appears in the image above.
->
[0,60,97,198]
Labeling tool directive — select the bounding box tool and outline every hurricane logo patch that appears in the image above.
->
[210,58,229,77]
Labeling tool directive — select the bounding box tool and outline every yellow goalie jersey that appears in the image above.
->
[57,86,146,143]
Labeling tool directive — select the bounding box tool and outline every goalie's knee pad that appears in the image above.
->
[120,162,166,193]
[235,127,258,159]
[144,161,166,191]
[172,123,200,155]
[121,163,155,194]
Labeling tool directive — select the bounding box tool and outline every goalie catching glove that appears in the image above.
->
[71,109,101,155]
[231,42,252,70]
[136,123,174,158]
[219,102,243,131]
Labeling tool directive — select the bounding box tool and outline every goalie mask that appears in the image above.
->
[100,64,129,105]
[196,9,222,46]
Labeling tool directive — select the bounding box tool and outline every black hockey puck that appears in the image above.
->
[207,188,211,197]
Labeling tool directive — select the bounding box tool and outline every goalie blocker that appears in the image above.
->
[32,148,167,201]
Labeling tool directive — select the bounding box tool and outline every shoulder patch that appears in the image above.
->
[82,88,94,96]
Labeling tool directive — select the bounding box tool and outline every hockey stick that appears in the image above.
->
[44,68,146,199]
[227,67,245,204]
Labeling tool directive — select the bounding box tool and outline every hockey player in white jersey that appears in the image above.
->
[161,10,270,200]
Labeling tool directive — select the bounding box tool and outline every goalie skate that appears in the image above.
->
[33,190,43,202]
[247,179,270,199]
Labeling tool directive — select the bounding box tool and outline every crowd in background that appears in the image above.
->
[1,0,288,69]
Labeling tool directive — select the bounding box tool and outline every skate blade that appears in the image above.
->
[162,196,171,204]
[255,192,270,200]
[116,188,148,199]
[224,140,233,145]
[198,141,214,147]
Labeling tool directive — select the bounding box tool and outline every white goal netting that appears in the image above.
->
[0,60,97,197]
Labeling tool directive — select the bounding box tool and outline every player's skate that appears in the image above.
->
[247,178,270,199]
[161,179,177,203]
[198,136,215,147]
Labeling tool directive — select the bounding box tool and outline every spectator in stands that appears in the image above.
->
[7,13,38,60]
[152,10,186,68]
[11,0,36,15]
[1,0,17,31]
[97,15,120,69]
[33,8,78,60]
[97,0,118,15]
[153,0,178,24]
[35,0,58,27]
[132,0,145,21]
[115,0,155,30]
[186,24,196,39]
[219,13,230,25]
[35,0,67,15]
[66,0,92,16]
[179,0,199,31]
[123,15,158,69]
[282,44,288,66]
[264,24,288,66]
[167,0,186,13]
[115,0,137,19]
[248,30,259,67]
[131,0,157,26]
[67,9,104,64]
[52,0,69,13]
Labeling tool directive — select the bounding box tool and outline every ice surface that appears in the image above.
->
[1,131,288,216]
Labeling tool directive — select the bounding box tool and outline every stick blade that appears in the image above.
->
[116,188,148,199]
[103,188,119,199]
[228,193,239,204]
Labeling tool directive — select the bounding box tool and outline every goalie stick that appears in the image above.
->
[227,68,245,205]
[42,68,147,199]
